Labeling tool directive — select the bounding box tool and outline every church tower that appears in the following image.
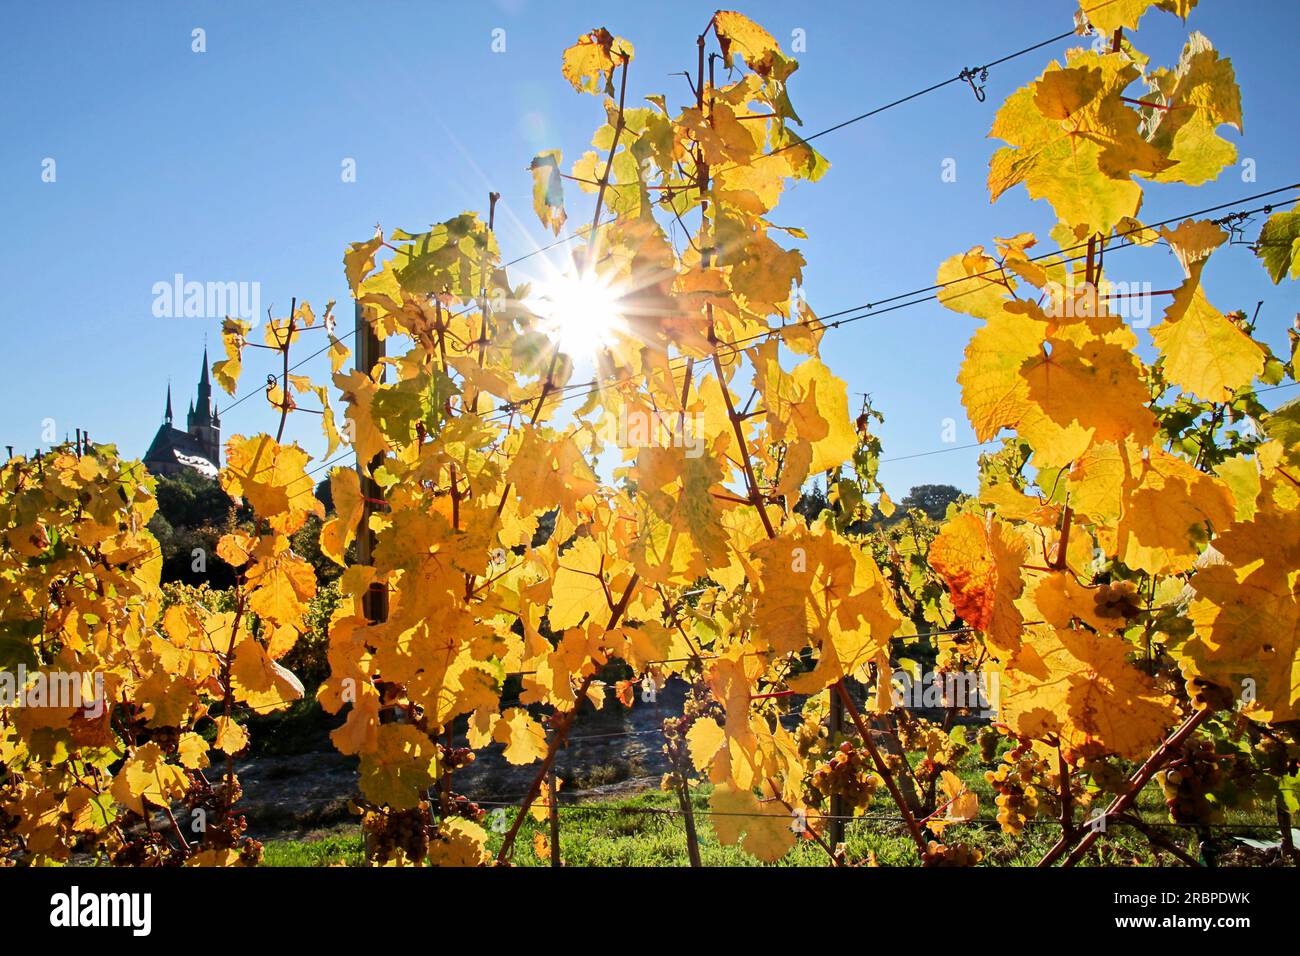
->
[143,350,221,478]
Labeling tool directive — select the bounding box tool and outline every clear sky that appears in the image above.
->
[3,0,1297,495]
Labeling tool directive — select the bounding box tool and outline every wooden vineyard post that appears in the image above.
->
[355,299,387,864]
[355,300,388,625]
[547,765,562,867]
[827,686,847,849]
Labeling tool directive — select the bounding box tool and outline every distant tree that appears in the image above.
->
[532,508,558,547]
[794,483,830,523]
[313,477,332,512]
[897,483,966,521]
[149,470,347,585]
[291,513,344,584]
[154,468,233,528]
[147,471,233,586]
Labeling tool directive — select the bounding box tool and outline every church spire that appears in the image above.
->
[191,347,213,427]
[164,382,173,425]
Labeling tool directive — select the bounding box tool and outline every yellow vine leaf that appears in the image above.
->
[213,318,250,397]
[713,11,782,75]
[221,434,324,536]
[230,637,303,713]
[687,719,726,773]
[989,51,1171,232]
[214,715,249,755]
[344,230,384,293]
[928,769,978,835]
[321,467,364,567]
[528,150,567,236]
[1117,444,1234,575]
[1145,33,1241,186]
[935,247,1015,321]
[215,531,258,568]
[561,28,632,95]
[110,742,189,816]
[245,550,317,636]
[1255,201,1300,284]
[1151,271,1264,402]
[428,818,490,867]
[357,724,440,811]
[929,513,1027,656]
[1081,0,1200,32]
[1180,491,1300,721]
[506,427,599,524]
[1003,626,1174,760]
[752,523,900,689]
[493,707,549,765]
[548,535,613,632]
[709,783,797,862]
[177,732,210,770]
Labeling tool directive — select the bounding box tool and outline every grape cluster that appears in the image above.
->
[446,792,486,823]
[794,714,829,760]
[236,838,264,866]
[367,806,432,865]
[936,642,978,671]
[1255,733,1300,776]
[111,832,172,867]
[810,742,882,809]
[1184,677,1237,712]
[1078,755,1127,795]
[180,772,258,857]
[1092,581,1140,621]
[441,746,476,771]
[1159,738,1226,825]
[898,716,966,782]
[662,683,725,789]
[922,840,983,867]
[984,741,1050,835]
[977,725,1000,764]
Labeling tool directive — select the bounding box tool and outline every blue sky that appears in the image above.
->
[3,0,1297,495]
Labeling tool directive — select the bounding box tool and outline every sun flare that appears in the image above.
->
[527,270,627,359]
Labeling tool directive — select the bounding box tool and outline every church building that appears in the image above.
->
[143,350,222,478]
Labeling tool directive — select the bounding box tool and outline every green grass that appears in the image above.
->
[261,747,1286,867]
[262,830,367,867]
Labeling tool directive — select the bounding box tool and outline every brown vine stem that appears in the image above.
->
[494,572,641,864]
[586,56,631,268]
[274,297,296,443]
[162,806,191,853]
[1037,706,1211,867]
[711,349,777,539]
[674,771,704,867]
[217,593,248,825]
[834,681,930,857]
[1057,744,1075,839]
[1052,504,1073,570]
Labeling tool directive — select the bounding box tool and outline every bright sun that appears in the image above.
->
[527,270,626,359]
